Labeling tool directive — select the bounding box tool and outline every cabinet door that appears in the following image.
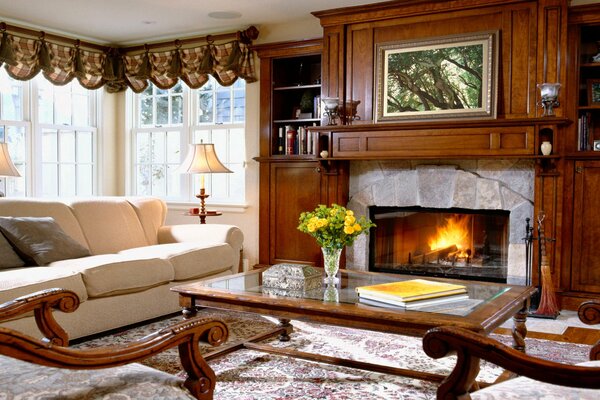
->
[572,160,600,293]
[269,162,323,265]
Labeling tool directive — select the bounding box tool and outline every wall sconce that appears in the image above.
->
[0,143,21,197]
[537,83,561,117]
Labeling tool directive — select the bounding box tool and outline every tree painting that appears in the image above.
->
[382,40,488,117]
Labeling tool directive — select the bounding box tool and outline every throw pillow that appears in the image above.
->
[0,232,25,269]
[0,217,91,266]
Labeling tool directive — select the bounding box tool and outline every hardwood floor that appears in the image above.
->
[494,326,600,345]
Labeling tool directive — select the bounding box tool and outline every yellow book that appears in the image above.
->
[356,279,467,303]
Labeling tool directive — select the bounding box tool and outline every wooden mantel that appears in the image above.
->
[309,117,570,160]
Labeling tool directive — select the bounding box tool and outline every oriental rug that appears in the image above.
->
[75,309,590,400]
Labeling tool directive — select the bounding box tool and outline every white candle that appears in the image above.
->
[200,174,205,190]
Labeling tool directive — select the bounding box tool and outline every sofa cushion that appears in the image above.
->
[50,254,175,298]
[0,198,89,248]
[471,360,600,399]
[0,232,24,269]
[0,356,195,400]
[127,197,167,246]
[0,266,88,305]
[120,242,234,281]
[0,217,91,265]
[69,198,150,255]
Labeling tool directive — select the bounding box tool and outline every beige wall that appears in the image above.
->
[103,16,323,269]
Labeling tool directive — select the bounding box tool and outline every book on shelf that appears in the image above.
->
[578,112,593,151]
[277,126,285,154]
[285,125,297,155]
[355,278,467,303]
[358,292,470,309]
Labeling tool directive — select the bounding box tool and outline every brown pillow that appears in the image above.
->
[0,232,25,269]
[0,217,90,266]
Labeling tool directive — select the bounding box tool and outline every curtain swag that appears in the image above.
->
[0,24,259,93]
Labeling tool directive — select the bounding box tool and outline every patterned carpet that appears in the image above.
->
[75,309,591,400]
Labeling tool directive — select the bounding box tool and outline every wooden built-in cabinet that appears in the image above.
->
[560,4,600,309]
[254,40,349,267]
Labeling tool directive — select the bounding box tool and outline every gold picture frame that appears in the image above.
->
[375,31,499,122]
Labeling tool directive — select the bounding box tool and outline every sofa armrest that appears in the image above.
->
[0,288,80,346]
[423,326,600,400]
[578,300,600,360]
[158,224,243,253]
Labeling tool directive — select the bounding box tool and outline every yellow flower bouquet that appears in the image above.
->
[297,204,375,249]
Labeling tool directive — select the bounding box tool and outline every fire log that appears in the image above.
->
[411,244,458,264]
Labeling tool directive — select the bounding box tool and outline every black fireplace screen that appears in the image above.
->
[369,206,509,282]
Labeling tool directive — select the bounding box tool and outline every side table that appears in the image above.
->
[184,211,222,224]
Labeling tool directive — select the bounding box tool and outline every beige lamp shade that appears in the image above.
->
[178,143,232,174]
[0,143,20,177]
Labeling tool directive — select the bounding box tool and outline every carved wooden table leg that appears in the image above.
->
[180,296,197,320]
[277,318,293,342]
[512,302,528,352]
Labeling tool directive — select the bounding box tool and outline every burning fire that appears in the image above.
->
[428,215,471,256]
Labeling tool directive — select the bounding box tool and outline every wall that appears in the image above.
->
[106,16,324,269]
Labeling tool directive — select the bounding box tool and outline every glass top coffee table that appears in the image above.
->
[171,268,535,388]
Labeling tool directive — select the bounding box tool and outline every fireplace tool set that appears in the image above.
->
[523,213,560,319]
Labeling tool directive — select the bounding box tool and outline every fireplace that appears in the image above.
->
[369,206,509,282]
[345,161,534,285]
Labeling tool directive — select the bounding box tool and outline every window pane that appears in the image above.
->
[215,91,231,123]
[60,131,76,163]
[77,131,94,163]
[151,165,166,196]
[60,164,76,196]
[136,132,151,163]
[156,96,168,125]
[55,88,72,125]
[137,165,151,195]
[42,129,58,162]
[166,131,180,164]
[193,129,210,144]
[72,94,89,126]
[166,164,180,197]
[77,164,94,196]
[210,173,228,199]
[228,163,245,200]
[172,81,183,93]
[171,94,183,125]
[140,97,153,126]
[211,129,227,160]
[0,75,23,120]
[7,126,26,163]
[233,89,245,122]
[198,92,213,123]
[38,80,54,124]
[229,128,245,162]
[42,164,58,197]
[151,131,166,163]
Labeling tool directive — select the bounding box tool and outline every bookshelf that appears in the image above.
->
[576,26,600,154]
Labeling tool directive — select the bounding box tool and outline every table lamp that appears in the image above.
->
[0,143,20,197]
[178,142,232,218]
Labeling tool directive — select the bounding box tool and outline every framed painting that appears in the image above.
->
[375,31,498,122]
[587,79,600,106]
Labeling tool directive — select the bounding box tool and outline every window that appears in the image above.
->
[132,76,246,204]
[0,71,99,197]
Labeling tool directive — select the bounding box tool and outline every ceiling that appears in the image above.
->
[0,0,384,45]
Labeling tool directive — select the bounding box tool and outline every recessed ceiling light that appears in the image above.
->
[208,11,242,19]
[142,20,157,25]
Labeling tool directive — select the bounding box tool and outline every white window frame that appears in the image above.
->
[129,77,246,206]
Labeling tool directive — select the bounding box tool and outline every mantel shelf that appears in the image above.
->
[308,117,571,132]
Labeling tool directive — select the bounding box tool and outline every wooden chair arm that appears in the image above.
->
[0,315,228,400]
[0,288,79,346]
[423,326,600,400]
[578,300,600,360]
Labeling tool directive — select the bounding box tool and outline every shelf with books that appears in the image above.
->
[575,24,600,155]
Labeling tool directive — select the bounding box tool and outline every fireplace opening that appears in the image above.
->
[369,206,509,283]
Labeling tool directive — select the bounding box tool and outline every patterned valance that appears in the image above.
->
[0,24,258,93]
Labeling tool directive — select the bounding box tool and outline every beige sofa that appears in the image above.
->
[0,196,243,339]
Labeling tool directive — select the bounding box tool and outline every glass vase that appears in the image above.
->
[321,246,342,284]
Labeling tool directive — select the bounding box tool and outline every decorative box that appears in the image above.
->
[262,263,322,292]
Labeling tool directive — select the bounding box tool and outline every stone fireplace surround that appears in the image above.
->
[345,159,534,285]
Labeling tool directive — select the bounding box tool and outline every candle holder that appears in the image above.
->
[537,83,561,117]
[321,97,340,125]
